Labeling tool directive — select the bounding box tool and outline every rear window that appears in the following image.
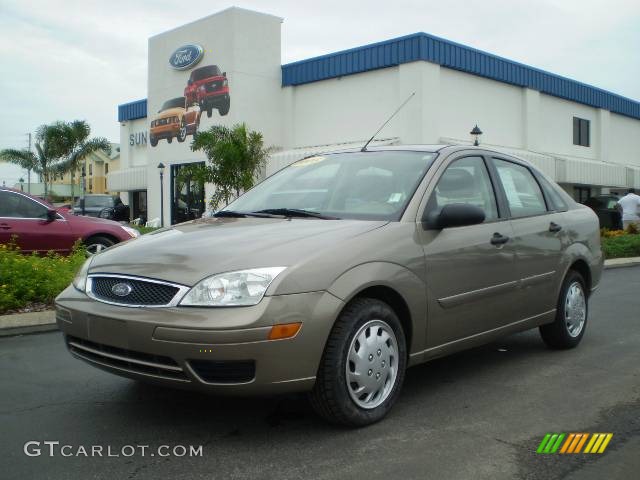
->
[191,65,221,81]
[76,196,114,208]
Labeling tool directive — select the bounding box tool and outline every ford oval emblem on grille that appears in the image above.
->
[111,283,133,297]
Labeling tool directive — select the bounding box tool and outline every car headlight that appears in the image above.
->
[180,267,287,307]
[121,225,140,238]
[72,257,93,293]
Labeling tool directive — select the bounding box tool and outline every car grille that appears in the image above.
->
[189,359,256,384]
[206,81,224,92]
[89,276,181,306]
[66,335,189,382]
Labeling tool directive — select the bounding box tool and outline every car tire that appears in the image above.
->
[177,121,187,142]
[167,137,173,144]
[218,97,230,116]
[85,236,116,256]
[539,270,588,349]
[150,136,158,147]
[309,297,407,427]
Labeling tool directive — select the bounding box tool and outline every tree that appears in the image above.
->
[47,120,111,201]
[191,123,274,210]
[0,125,64,199]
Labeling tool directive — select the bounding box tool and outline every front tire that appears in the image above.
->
[177,121,187,142]
[310,298,407,427]
[539,270,588,349]
[85,236,115,256]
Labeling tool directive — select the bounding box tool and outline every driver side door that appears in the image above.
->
[418,154,518,349]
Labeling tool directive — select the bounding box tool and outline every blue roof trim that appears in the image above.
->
[281,32,640,120]
[118,99,147,122]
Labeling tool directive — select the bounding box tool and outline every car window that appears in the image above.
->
[493,159,547,218]
[427,156,498,221]
[79,196,114,208]
[0,191,48,218]
[537,175,568,211]
[226,151,437,221]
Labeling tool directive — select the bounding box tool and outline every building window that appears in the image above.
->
[89,164,93,175]
[105,178,108,191]
[88,179,93,192]
[105,163,109,174]
[575,186,591,203]
[573,117,590,147]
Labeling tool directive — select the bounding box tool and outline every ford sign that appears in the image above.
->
[169,44,204,70]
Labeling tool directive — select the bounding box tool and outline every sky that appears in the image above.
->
[1,0,639,186]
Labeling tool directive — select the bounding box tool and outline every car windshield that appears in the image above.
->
[161,97,185,110]
[225,151,437,221]
[191,65,221,81]
[75,196,114,208]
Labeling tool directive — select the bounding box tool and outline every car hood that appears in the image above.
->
[88,217,388,286]
[155,107,184,119]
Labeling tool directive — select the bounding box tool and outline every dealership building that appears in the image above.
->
[110,7,640,225]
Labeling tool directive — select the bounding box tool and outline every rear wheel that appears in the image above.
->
[85,236,115,256]
[218,97,230,116]
[539,270,588,349]
[310,298,407,427]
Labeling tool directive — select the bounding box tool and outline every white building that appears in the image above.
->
[110,7,640,225]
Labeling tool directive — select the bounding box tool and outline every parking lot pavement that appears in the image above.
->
[1,267,639,480]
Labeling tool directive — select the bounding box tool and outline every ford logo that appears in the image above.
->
[111,283,133,297]
[169,44,204,70]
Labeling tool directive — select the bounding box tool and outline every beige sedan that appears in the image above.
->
[56,145,603,426]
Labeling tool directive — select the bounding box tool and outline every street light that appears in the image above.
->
[158,163,165,228]
[470,124,483,146]
[80,165,86,215]
[19,178,24,192]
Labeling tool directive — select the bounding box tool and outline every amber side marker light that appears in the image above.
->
[269,322,302,340]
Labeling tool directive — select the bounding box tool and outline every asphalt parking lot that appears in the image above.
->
[1,267,639,480]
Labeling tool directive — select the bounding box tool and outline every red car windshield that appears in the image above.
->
[191,65,221,81]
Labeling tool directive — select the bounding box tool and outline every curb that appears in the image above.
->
[604,257,640,269]
[0,310,57,337]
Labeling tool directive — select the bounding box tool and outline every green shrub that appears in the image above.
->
[0,242,86,314]
[133,226,160,235]
[601,234,640,259]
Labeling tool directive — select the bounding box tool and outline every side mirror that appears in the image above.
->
[46,209,57,222]
[423,204,485,229]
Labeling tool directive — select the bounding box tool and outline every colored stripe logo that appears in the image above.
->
[536,433,613,454]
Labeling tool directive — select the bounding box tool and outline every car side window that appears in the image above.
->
[8,193,48,219]
[427,156,498,221]
[493,159,547,218]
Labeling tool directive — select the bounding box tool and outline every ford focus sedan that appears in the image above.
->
[55,145,603,426]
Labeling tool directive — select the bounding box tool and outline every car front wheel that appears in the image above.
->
[310,297,407,427]
[539,270,588,349]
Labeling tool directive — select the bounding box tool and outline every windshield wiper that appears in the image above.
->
[252,208,340,220]
[213,210,278,218]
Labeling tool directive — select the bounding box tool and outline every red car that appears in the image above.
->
[0,188,139,255]
[184,65,230,118]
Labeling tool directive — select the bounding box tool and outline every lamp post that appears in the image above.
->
[80,165,86,215]
[19,178,24,192]
[158,163,165,228]
[470,124,483,146]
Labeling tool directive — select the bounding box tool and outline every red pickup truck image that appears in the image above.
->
[149,97,201,147]
[184,65,230,118]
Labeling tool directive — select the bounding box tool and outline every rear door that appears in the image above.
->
[0,191,73,253]
[419,154,518,347]
[489,157,565,319]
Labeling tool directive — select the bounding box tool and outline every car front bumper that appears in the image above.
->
[55,285,344,395]
[150,124,180,139]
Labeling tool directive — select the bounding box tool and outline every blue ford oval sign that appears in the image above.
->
[169,44,204,70]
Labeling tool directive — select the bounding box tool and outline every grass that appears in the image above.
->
[132,225,160,235]
[601,233,640,259]
[0,242,86,314]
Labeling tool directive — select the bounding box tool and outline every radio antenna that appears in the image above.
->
[361,92,415,152]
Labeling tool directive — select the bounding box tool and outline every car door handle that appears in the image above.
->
[549,222,562,233]
[490,232,510,245]
[0,223,11,230]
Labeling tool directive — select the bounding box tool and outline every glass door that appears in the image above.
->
[171,162,205,225]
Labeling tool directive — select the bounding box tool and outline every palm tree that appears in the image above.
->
[0,126,63,199]
[191,123,274,210]
[48,120,111,201]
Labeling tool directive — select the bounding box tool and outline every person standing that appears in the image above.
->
[617,189,640,230]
